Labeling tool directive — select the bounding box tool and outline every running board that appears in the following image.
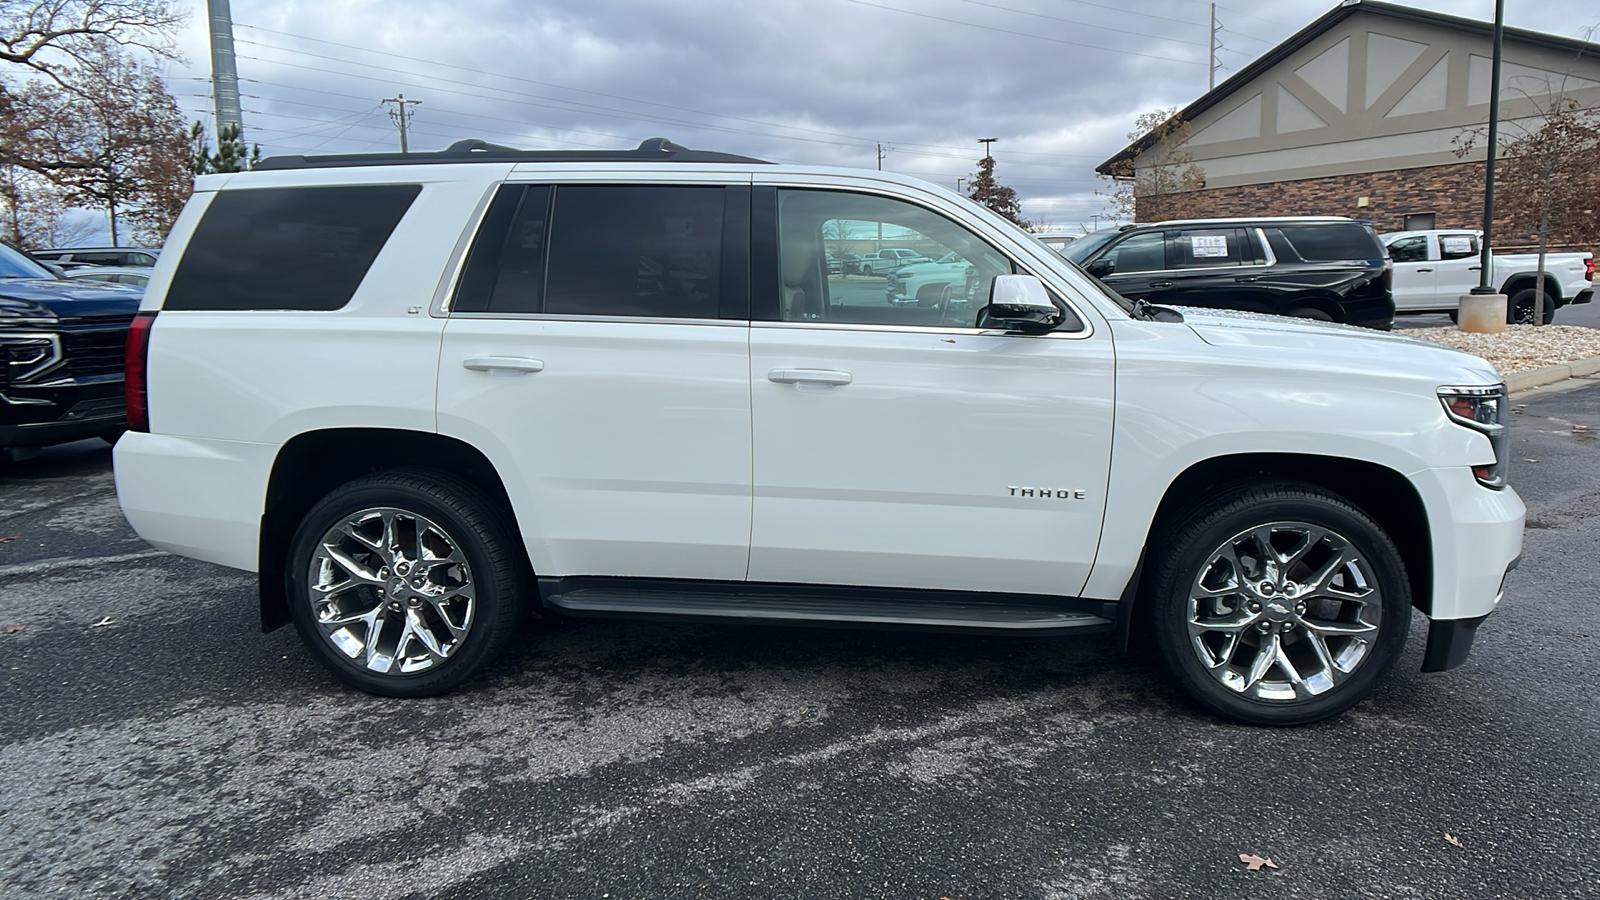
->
[538,577,1115,635]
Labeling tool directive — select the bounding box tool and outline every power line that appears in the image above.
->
[950,0,1206,47]
[842,0,1207,66]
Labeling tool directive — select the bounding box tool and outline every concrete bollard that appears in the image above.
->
[1458,293,1507,333]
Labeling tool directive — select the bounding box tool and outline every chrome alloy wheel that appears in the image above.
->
[307,507,476,676]
[1187,521,1381,702]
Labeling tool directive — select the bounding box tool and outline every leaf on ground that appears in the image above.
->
[1445,833,1464,848]
[0,535,17,542]
[4,624,25,634]
[1239,853,1279,871]
[91,616,114,627]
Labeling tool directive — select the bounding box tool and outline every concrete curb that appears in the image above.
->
[1506,354,1600,393]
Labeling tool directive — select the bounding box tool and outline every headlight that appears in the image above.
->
[1439,384,1508,488]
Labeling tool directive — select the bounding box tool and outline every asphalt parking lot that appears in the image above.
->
[2,379,1598,900]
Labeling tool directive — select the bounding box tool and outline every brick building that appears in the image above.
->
[1097,0,1600,247]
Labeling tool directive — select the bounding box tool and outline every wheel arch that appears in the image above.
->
[1134,453,1432,627]
[258,428,528,632]
[1499,272,1561,301]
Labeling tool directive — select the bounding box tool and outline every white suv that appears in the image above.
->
[114,139,1525,725]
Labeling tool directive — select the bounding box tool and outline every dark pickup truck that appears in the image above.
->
[1,242,142,457]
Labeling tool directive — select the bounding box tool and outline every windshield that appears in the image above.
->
[0,243,55,279]
[1058,229,1122,264]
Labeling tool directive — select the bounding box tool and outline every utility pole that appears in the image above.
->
[382,94,422,153]
[1090,213,1102,231]
[979,137,997,159]
[1209,3,1218,91]
[206,0,244,141]
[1474,0,1506,294]
[876,143,885,170]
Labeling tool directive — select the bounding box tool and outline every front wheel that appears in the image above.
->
[1286,306,1334,322]
[1147,482,1410,725]
[286,470,524,696]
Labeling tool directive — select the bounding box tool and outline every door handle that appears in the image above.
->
[1468,266,1482,271]
[1417,268,1433,273]
[1150,280,1174,288]
[768,368,852,386]
[1234,275,1259,282]
[462,356,545,374]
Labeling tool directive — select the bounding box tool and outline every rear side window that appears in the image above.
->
[1171,228,1244,268]
[165,185,420,311]
[1275,224,1384,262]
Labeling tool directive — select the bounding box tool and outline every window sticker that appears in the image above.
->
[1441,236,1474,255]
[1191,234,1229,258]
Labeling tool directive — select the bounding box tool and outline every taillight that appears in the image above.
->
[1585,258,1593,281]
[124,311,157,432]
[1382,260,1393,290]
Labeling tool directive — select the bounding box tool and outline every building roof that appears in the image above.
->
[1095,0,1600,176]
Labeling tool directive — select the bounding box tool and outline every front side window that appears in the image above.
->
[1387,235,1428,263]
[166,185,421,311]
[781,189,1015,329]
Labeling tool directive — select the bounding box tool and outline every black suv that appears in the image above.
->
[1,242,141,456]
[1061,217,1394,329]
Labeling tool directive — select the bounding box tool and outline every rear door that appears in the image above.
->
[436,180,755,580]
[1432,232,1482,299]
[1162,226,1254,310]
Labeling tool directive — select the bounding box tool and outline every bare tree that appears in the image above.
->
[1,0,182,82]
[1100,107,1206,223]
[12,39,190,244]
[1,164,94,247]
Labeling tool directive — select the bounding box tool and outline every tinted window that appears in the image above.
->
[1276,224,1383,262]
[1102,231,1165,273]
[453,185,552,314]
[544,185,724,319]
[1438,233,1479,260]
[73,252,126,266]
[166,185,420,311]
[1171,228,1243,268]
[1387,235,1428,263]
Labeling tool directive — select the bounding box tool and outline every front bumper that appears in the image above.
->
[0,376,126,448]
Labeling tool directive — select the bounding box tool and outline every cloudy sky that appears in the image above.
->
[159,0,1600,232]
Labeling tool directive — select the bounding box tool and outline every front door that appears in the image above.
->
[1385,233,1436,311]
[746,187,1114,596]
[436,182,754,581]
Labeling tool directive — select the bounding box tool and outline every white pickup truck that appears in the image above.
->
[1382,229,1594,323]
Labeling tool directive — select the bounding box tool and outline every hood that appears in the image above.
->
[0,277,143,323]
[1174,306,1502,385]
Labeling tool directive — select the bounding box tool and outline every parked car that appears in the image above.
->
[1034,234,1079,255]
[1,242,141,457]
[1062,217,1395,329]
[65,266,153,289]
[1381,229,1593,324]
[836,252,863,275]
[856,248,932,276]
[886,251,980,306]
[32,246,160,270]
[114,138,1522,726]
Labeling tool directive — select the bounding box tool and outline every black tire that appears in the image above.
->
[1507,287,1553,326]
[99,430,126,446]
[1286,306,1334,322]
[861,265,874,277]
[1146,481,1410,726]
[1446,310,1459,324]
[286,469,524,697]
[914,283,945,308]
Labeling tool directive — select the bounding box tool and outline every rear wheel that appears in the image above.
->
[1507,287,1554,325]
[1147,482,1410,725]
[286,470,523,696]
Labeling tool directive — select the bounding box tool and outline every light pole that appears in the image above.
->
[978,137,997,159]
[956,177,966,195]
[1472,0,1506,295]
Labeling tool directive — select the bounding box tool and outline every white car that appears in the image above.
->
[64,265,153,289]
[885,251,980,306]
[113,138,1524,725]
[1382,229,1593,323]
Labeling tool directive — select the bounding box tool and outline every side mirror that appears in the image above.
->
[1085,258,1115,278]
[980,275,1064,334]
[42,262,68,279]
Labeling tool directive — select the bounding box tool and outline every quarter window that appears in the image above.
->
[166,185,421,311]
[1437,233,1479,260]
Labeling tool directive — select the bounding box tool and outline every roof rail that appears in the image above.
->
[252,137,771,171]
